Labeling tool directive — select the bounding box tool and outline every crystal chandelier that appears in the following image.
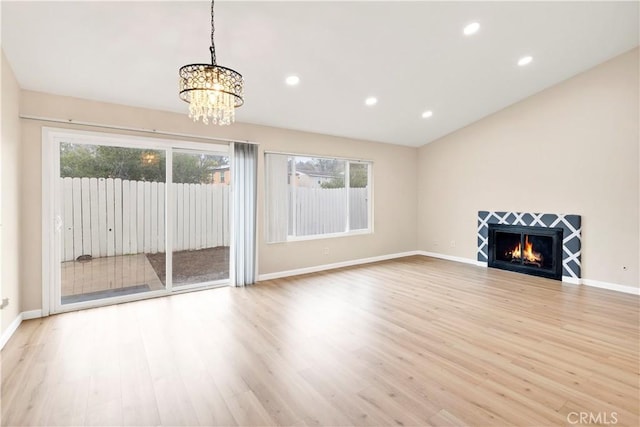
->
[179,0,244,125]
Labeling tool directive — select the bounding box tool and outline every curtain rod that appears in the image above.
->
[19,114,259,145]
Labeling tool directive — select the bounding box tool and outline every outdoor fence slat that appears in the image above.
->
[299,188,307,235]
[59,179,64,260]
[114,178,123,255]
[195,183,202,250]
[339,189,344,232]
[62,178,74,261]
[106,178,115,257]
[183,183,191,250]
[206,185,213,248]
[288,186,293,235]
[311,189,317,234]
[81,178,92,257]
[216,185,224,247]
[316,188,323,234]
[211,185,218,247]
[144,181,151,253]
[186,184,192,250]
[175,183,184,251]
[158,182,165,253]
[189,184,196,250]
[98,178,108,257]
[136,181,144,254]
[122,180,131,254]
[89,178,99,257]
[129,180,138,254]
[300,188,306,235]
[150,181,158,254]
[200,184,206,249]
[223,185,229,247]
[72,178,83,259]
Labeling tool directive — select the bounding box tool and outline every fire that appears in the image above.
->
[510,236,543,266]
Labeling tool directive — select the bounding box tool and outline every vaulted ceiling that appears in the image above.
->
[2,1,638,146]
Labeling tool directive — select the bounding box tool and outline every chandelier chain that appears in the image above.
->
[210,0,217,65]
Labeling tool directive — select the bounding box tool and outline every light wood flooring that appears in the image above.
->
[2,256,639,426]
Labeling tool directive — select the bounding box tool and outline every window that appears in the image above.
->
[265,153,372,242]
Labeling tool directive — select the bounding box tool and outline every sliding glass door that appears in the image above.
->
[171,150,230,288]
[48,129,231,313]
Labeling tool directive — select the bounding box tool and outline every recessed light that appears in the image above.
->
[463,22,480,36]
[285,75,300,86]
[421,110,433,119]
[518,56,533,66]
[365,97,378,106]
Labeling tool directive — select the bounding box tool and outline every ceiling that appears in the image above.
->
[2,1,638,147]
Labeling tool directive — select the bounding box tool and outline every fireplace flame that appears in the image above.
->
[511,236,543,266]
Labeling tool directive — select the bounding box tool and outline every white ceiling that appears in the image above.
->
[2,1,638,147]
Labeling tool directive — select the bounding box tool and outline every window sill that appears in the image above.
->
[267,229,373,244]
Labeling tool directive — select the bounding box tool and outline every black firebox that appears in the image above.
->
[488,224,564,280]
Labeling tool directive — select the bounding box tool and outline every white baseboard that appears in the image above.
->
[0,309,44,351]
[258,251,422,281]
[420,251,638,296]
[22,309,43,320]
[0,314,23,350]
[581,279,639,295]
[419,251,484,267]
[418,251,639,296]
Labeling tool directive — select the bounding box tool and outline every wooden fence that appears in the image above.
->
[61,178,368,261]
[289,187,369,236]
[60,177,229,262]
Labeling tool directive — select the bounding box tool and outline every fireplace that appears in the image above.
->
[488,224,564,280]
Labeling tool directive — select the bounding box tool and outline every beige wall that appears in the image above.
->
[10,47,638,314]
[19,91,418,311]
[1,50,22,333]
[418,48,639,288]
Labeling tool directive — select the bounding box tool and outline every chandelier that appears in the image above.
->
[179,0,244,125]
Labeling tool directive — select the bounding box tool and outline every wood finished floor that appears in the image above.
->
[2,256,639,426]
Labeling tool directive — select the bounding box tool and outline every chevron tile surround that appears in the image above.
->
[477,211,582,279]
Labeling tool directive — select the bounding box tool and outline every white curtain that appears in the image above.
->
[264,153,289,243]
[232,143,258,286]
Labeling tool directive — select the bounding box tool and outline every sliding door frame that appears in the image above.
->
[42,127,231,315]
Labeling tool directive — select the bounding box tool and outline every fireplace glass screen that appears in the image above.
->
[495,232,521,263]
[495,233,554,270]
[488,224,563,280]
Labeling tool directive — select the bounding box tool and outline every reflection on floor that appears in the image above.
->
[61,253,164,304]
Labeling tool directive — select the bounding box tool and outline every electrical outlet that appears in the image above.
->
[0,298,8,310]
[323,247,329,255]
[450,240,456,247]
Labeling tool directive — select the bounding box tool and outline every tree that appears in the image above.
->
[349,163,368,188]
[173,153,226,184]
[320,176,344,189]
[321,164,367,189]
[60,143,227,183]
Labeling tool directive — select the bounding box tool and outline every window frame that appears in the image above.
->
[265,151,374,243]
